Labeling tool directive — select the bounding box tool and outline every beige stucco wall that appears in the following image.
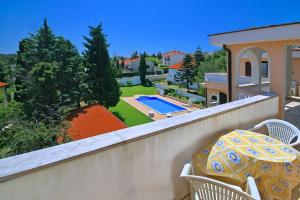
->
[0,96,279,200]
[239,58,268,76]
[292,58,300,82]
[228,39,300,118]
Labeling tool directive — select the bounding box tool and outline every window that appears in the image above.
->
[261,61,268,78]
[245,62,251,76]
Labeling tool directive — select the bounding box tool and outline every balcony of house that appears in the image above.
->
[0,94,285,200]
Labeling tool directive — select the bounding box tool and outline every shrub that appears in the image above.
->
[126,80,132,86]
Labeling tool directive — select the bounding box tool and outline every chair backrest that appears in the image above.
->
[182,175,255,200]
[264,119,300,145]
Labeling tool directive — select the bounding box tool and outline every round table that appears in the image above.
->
[193,129,300,200]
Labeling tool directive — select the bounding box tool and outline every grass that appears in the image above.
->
[109,100,152,127]
[121,85,157,97]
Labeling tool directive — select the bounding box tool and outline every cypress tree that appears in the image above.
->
[83,24,120,108]
[194,47,204,66]
[139,52,147,85]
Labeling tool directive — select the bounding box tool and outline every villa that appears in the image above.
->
[205,23,300,105]
[123,57,163,74]
[1,22,300,200]
[161,50,185,66]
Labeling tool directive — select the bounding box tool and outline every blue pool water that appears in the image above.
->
[136,96,186,114]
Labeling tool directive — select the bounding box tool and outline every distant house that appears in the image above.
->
[161,50,185,66]
[167,63,183,84]
[166,62,199,89]
[67,104,127,141]
[123,57,163,74]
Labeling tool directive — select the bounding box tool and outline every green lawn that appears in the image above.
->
[109,100,153,127]
[121,85,157,97]
[109,85,157,127]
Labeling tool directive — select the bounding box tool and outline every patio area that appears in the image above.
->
[285,97,300,130]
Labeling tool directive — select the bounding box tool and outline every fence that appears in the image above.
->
[154,83,205,102]
[117,74,167,86]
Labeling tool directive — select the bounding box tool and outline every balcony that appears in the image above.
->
[205,73,270,85]
[0,94,280,199]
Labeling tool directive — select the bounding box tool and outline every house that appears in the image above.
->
[166,62,199,89]
[123,57,157,74]
[166,62,183,84]
[67,104,127,140]
[161,50,185,66]
[204,22,300,119]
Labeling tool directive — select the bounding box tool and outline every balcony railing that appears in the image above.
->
[205,73,270,86]
[0,94,279,200]
[238,82,271,99]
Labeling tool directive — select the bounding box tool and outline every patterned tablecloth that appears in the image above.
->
[193,130,300,200]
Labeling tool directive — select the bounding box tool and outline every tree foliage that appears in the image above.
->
[174,54,196,92]
[0,101,68,158]
[83,24,120,108]
[139,52,147,85]
[111,57,122,77]
[15,19,85,122]
[131,51,139,59]
[0,54,17,83]
[194,47,204,66]
[196,49,227,83]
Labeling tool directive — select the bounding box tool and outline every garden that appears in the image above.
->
[109,85,157,127]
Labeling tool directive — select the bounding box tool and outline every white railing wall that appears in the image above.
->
[0,95,279,200]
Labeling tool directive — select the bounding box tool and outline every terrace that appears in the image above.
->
[0,94,282,199]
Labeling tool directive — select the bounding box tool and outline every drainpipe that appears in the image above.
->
[205,88,208,108]
[223,45,232,102]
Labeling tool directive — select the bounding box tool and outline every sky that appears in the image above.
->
[0,0,300,57]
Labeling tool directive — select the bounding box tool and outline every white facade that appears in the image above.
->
[161,52,185,66]
[124,59,156,73]
[167,69,178,84]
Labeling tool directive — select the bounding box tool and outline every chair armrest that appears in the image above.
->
[180,161,193,177]
[246,176,261,200]
[249,121,266,131]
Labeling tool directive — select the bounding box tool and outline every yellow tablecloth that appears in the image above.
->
[193,130,300,200]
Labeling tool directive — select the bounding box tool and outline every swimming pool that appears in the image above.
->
[136,96,186,114]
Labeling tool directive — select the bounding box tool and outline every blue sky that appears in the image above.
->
[0,0,299,56]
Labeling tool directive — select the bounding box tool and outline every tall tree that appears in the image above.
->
[111,57,122,77]
[131,51,139,59]
[15,19,85,121]
[157,52,162,59]
[174,54,196,92]
[83,24,120,108]
[194,47,204,66]
[139,52,147,85]
[120,57,125,70]
[196,49,226,83]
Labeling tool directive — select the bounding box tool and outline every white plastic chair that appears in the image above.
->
[251,119,300,147]
[180,162,261,200]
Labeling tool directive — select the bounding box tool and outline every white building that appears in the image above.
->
[166,63,183,84]
[161,51,185,66]
[123,57,163,74]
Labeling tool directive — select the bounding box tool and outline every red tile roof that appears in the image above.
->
[0,82,8,87]
[163,51,185,57]
[168,62,183,69]
[124,57,140,65]
[67,104,127,141]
